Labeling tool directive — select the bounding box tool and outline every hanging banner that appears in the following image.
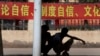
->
[0,2,100,20]
[42,3,100,19]
[0,2,33,20]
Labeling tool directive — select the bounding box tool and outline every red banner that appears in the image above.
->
[0,2,33,20]
[42,3,100,19]
[0,2,100,20]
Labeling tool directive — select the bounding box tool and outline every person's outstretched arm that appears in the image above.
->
[66,34,86,45]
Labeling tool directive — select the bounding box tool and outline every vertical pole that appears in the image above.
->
[0,24,3,56]
[33,0,41,56]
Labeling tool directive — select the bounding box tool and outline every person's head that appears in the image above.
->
[41,25,49,32]
[61,27,68,34]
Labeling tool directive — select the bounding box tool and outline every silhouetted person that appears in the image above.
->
[52,27,86,56]
[41,25,51,56]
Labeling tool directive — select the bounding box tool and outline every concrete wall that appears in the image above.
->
[2,30,100,43]
[68,0,79,2]
[2,30,33,42]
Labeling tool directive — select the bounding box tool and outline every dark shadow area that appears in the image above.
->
[41,26,86,56]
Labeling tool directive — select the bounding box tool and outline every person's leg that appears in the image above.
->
[56,53,61,56]
[63,38,74,51]
[41,45,45,53]
[42,45,48,56]
[43,41,53,56]
[53,44,63,56]
[61,39,74,56]
[62,50,69,56]
[45,44,52,54]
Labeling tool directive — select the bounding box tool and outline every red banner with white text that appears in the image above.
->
[0,2,100,20]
